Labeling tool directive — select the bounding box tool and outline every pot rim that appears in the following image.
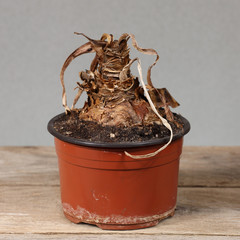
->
[47,113,190,149]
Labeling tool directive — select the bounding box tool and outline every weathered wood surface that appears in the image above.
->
[0,186,239,235]
[0,147,59,186]
[0,146,239,239]
[179,146,240,187]
[0,235,239,240]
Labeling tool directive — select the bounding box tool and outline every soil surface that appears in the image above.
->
[53,111,185,143]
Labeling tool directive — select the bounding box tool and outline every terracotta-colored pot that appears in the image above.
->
[48,113,190,230]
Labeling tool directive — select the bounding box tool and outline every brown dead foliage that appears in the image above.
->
[60,33,179,127]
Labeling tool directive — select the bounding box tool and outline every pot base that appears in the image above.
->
[96,219,160,230]
[63,207,175,230]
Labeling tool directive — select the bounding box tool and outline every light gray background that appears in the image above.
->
[0,0,239,146]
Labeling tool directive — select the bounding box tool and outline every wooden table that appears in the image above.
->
[0,146,239,239]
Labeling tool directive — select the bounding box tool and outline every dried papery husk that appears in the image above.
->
[90,54,98,72]
[97,40,130,81]
[149,88,180,121]
[119,58,138,82]
[124,59,173,159]
[60,41,94,113]
[71,86,83,110]
[100,33,112,47]
[153,88,180,108]
[74,32,107,47]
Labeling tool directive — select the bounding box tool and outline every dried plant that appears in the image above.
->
[60,33,180,158]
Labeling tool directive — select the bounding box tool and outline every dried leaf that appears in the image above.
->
[100,33,112,46]
[60,42,94,112]
[157,88,180,108]
[74,32,107,47]
[71,87,83,110]
[119,58,138,82]
[90,54,98,72]
[128,34,159,88]
[118,33,130,44]
[148,88,179,121]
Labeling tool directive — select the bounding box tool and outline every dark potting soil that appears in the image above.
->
[53,112,185,143]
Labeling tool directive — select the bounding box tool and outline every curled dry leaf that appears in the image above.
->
[149,88,180,121]
[60,42,94,112]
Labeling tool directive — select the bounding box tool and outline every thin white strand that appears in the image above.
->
[124,59,173,159]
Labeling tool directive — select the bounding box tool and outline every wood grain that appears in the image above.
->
[0,234,239,240]
[0,186,239,235]
[0,147,59,186]
[0,146,239,187]
[179,146,240,187]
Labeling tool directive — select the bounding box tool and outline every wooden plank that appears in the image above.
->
[179,146,240,187]
[0,234,239,240]
[0,186,239,235]
[0,147,59,186]
[0,146,239,187]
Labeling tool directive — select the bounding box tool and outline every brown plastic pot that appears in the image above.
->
[48,113,190,230]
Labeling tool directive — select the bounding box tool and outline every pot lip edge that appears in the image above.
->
[47,112,190,149]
